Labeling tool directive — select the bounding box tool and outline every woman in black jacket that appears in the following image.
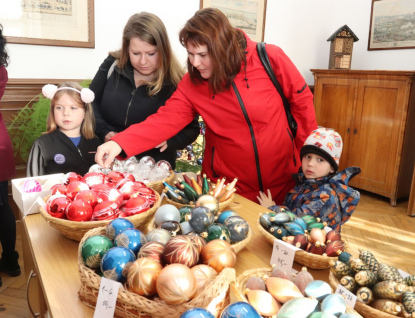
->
[90,12,199,169]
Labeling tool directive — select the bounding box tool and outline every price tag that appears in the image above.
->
[93,277,121,318]
[398,269,411,279]
[270,239,297,272]
[335,284,357,308]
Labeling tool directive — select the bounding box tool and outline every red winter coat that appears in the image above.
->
[0,66,16,182]
[112,33,317,203]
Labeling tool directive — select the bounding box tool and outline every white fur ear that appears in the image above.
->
[81,88,95,103]
[42,84,58,99]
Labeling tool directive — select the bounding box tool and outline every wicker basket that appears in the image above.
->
[39,192,161,242]
[231,268,362,317]
[256,218,347,270]
[146,170,175,194]
[78,226,236,318]
[164,193,235,213]
[328,271,398,318]
[147,219,253,254]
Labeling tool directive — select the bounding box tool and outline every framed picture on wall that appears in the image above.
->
[368,0,415,50]
[200,0,267,42]
[1,0,95,48]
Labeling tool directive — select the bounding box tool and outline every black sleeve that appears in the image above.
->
[166,115,200,151]
[89,55,117,141]
[27,140,46,177]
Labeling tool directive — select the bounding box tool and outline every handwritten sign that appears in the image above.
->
[93,277,121,318]
[335,284,357,308]
[270,239,297,272]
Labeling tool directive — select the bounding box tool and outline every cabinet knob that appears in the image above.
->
[354,128,357,135]
[347,128,350,134]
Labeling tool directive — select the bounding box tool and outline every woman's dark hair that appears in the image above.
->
[0,24,10,67]
[179,8,246,93]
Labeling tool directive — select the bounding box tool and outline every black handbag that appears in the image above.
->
[256,42,298,138]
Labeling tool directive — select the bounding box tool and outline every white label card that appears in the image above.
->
[93,277,121,318]
[335,284,357,308]
[270,239,297,272]
[398,269,411,278]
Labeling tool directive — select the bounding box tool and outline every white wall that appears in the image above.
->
[5,0,415,84]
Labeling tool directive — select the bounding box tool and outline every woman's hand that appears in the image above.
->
[155,141,168,152]
[95,140,122,168]
[104,131,117,142]
[257,189,276,208]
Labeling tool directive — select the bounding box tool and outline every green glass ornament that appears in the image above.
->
[81,235,113,269]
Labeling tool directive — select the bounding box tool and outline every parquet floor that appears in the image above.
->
[0,190,414,317]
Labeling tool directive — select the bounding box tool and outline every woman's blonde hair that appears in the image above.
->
[111,12,184,96]
[46,82,96,139]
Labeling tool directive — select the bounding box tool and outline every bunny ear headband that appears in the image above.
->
[42,84,95,103]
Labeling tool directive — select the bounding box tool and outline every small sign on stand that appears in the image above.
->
[270,239,298,272]
[93,277,121,318]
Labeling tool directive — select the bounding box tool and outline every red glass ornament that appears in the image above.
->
[65,181,90,201]
[93,200,119,220]
[123,173,136,182]
[47,196,70,219]
[135,186,157,205]
[114,179,136,201]
[51,184,67,196]
[82,172,105,187]
[163,235,199,267]
[106,171,125,186]
[75,190,99,208]
[63,172,82,185]
[91,184,122,207]
[122,195,149,216]
[65,199,93,222]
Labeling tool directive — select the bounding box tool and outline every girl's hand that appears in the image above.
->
[155,141,168,152]
[95,140,122,168]
[104,131,117,142]
[257,189,275,207]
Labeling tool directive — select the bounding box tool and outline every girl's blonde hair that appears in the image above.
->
[46,82,96,139]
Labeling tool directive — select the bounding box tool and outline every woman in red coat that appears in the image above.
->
[0,24,20,287]
[96,8,317,204]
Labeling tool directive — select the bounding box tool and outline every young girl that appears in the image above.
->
[27,82,102,177]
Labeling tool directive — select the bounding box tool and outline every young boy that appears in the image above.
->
[258,127,361,232]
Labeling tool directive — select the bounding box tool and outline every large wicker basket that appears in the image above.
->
[164,193,235,213]
[147,218,253,254]
[231,268,363,317]
[328,271,398,318]
[256,218,346,270]
[146,170,175,194]
[39,192,161,242]
[78,226,236,318]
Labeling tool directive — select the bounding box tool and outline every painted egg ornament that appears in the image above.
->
[259,213,273,230]
[114,229,146,255]
[304,280,332,301]
[137,241,165,265]
[163,235,200,267]
[245,288,281,316]
[195,194,219,216]
[82,172,105,187]
[178,206,193,222]
[223,216,250,242]
[321,294,347,316]
[180,308,214,318]
[81,235,113,269]
[217,210,238,224]
[63,172,82,185]
[46,195,70,219]
[106,218,134,240]
[220,301,261,318]
[188,206,215,233]
[156,263,197,305]
[201,239,236,273]
[203,224,231,243]
[159,220,182,237]
[154,204,180,225]
[122,195,150,216]
[65,181,90,201]
[146,228,171,245]
[93,200,119,221]
[75,190,99,208]
[101,246,136,283]
[191,264,217,296]
[126,257,163,296]
[65,199,93,221]
[21,179,42,193]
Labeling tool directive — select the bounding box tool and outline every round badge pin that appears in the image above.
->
[54,154,66,164]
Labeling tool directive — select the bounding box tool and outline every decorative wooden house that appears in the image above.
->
[327,25,359,69]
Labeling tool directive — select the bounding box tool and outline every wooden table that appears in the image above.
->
[22,194,331,317]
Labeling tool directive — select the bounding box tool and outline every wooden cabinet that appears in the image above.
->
[311,70,415,206]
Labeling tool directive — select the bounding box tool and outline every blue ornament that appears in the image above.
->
[186,144,193,152]
[114,229,146,255]
[106,218,134,240]
[197,158,203,165]
[189,206,215,233]
[223,216,250,242]
[176,150,182,158]
[217,210,239,224]
[180,307,214,318]
[220,302,261,318]
[100,246,136,283]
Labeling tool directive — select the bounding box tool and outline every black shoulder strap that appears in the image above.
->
[256,42,297,138]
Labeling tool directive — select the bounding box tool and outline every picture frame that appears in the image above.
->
[200,0,267,42]
[368,0,415,50]
[2,0,95,48]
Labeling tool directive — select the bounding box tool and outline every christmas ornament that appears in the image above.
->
[191,264,217,296]
[106,218,134,240]
[46,195,70,219]
[113,178,136,201]
[63,172,82,185]
[220,302,261,318]
[135,186,157,205]
[201,239,236,273]
[101,246,136,283]
[156,160,172,171]
[93,200,119,221]
[188,206,215,233]
[21,179,42,193]
[126,257,163,296]
[43,177,63,190]
[178,206,193,222]
[195,195,219,216]
[96,186,123,207]
[106,171,125,186]
[163,235,199,267]
[197,158,203,165]
[217,210,238,224]
[223,216,250,243]
[154,204,180,226]
[176,151,182,159]
[65,181,89,201]
[82,172,105,187]
[89,164,104,173]
[186,144,193,152]
[114,229,146,255]
[204,224,231,243]
[75,190,99,208]
[187,233,206,253]
[159,220,182,237]
[180,221,194,235]
[146,228,171,245]
[137,241,165,265]
[65,199,93,222]
[122,195,150,216]
[123,173,136,182]
[81,235,113,269]
[180,308,214,318]
[51,184,67,196]
[123,157,139,173]
[139,156,156,169]
[156,263,197,305]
